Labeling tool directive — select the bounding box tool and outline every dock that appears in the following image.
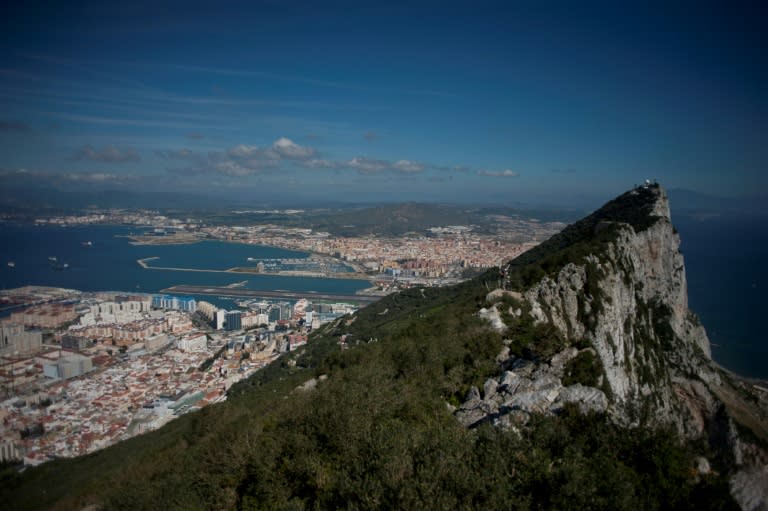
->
[137,257,160,269]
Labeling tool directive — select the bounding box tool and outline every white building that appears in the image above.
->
[215,310,226,330]
[197,301,218,320]
[43,353,93,379]
[90,297,151,315]
[177,333,207,353]
[0,441,21,463]
[0,323,42,355]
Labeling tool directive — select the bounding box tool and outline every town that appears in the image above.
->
[0,285,357,466]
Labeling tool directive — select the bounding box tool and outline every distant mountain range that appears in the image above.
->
[0,185,236,211]
[0,185,583,234]
[668,188,768,217]
[1,184,763,238]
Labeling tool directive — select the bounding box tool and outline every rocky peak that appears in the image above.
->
[463,183,768,510]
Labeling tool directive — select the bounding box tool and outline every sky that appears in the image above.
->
[0,0,766,207]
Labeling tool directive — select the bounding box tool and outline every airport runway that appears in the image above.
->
[160,285,383,304]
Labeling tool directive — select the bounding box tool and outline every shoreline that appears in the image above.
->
[713,360,768,390]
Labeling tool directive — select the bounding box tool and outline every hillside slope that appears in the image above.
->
[2,185,765,510]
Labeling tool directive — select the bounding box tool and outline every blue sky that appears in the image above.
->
[0,1,765,206]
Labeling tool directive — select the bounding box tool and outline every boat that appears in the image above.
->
[52,263,69,271]
[247,257,258,261]
[48,256,57,262]
[7,262,14,268]
[82,241,93,247]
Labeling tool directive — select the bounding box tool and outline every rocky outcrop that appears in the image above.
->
[456,346,607,429]
[477,304,505,332]
[731,465,768,511]
[465,184,768,510]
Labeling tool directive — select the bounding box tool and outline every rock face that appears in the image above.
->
[456,347,607,429]
[523,186,714,435]
[463,184,768,511]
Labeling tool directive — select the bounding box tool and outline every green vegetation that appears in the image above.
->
[563,349,603,387]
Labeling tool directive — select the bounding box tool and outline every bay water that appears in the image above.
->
[0,224,368,308]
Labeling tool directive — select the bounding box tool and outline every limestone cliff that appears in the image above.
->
[524,185,716,435]
[460,184,768,510]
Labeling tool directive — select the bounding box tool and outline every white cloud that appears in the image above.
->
[303,159,341,169]
[393,160,425,173]
[225,138,315,164]
[271,137,315,159]
[227,144,263,158]
[157,138,432,180]
[344,156,426,174]
[64,172,126,182]
[161,142,284,177]
[211,161,256,177]
[0,168,136,184]
[476,169,520,177]
[74,145,140,163]
[346,156,389,174]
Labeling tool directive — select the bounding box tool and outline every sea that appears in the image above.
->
[0,223,368,311]
[675,213,768,380]
[0,218,766,379]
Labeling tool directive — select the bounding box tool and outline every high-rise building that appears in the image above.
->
[215,310,226,330]
[0,324,42,355]
[0,441,21,463]
[152,295,196,313]
[196,301,217,320]
[279,302,292,322]
[225,311,242,331]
